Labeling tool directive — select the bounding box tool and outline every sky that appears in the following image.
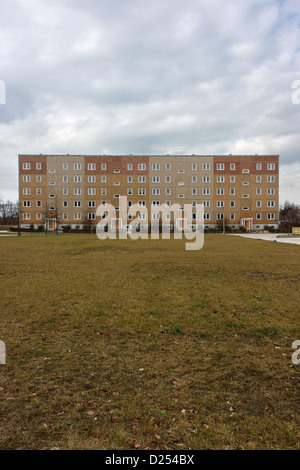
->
[0,0,300,204]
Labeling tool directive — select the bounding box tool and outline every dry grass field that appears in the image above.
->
[0,233,299,450]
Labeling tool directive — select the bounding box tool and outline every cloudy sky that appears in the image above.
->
[0,0,300,204]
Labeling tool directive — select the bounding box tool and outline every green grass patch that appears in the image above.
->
[0,234,299,449]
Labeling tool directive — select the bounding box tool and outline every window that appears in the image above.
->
[23,175,31,182]
[152,176,160,183]
[242,169,249,173]
[63,201,68,207]
[49,169,55,173]
[36,163,42,170]
[230,201,235,207]
[127,188,133,195]
[114,194,120,199]
[192,163,197,170]
[267,176,275,183]
[74,213,81,220]
[74,188,81,195]
[165,176,171,183]
[230,176,235,183]
[178,182,184,186]
[101,176,106,183]
[128,176,133,183]
[114,182,120,186]
[88,176,96,183]
[37,213,42,220]
[23,213,31,220]
[63,188,68,195]
[165,188,171,195]
[101,163,107,170]
[178,194,184,198]
[63,163,68,170]
[114,169,120,173]
[267,213,275,220]
[242,182,249,186]
[178,169,184,173]
[138,163,146,170]
[139,176,146,183]
[203,163,210,170]
[152,213,160,220]
[23,188,31,195]
[63,213,68,220]
[217,188,224,195]
[192,188,197,195]
[88,188,96,195]
[101,188,107,195]
[267,163,275,170]
[217,201,224,208]
[230,213,235,220]
[36,188,42,195]
[230,163,235,170]
[202,176,210,183]
[165,163,171,170]
[138,188,146,195]
[49,181,56,186]
[128,163,133,170]
[256,188,261,195]
[138,201,146,207]
[204,213,210,220]
[202,188,210,195]
[74,163,82,170]
[63,176,68,183]
[23,201,31,207]
[88,201,96,207]
[88,213,96,220]
[217,213,224,220]
[230,188,235,195]
[256,213,261,220]
[242,194,249,198]
[256,201,261,207]
[216,163,224,170]
[22,163,31,170]
[88,163,96,170]
[152,163,160,170]
[74,176,82,183]
[152,188,160,195]
[36,201,42,207]
[217,176,224,183]
[49,194,56,198]
[74,201,81,207]
[267,200,275,207]
[267,188,275,195]
[152,201,160,207]
[256,176,261,183]
[256,163,262,170]
[203,201,210,207]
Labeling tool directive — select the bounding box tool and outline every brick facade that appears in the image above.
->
[18,154,279,231]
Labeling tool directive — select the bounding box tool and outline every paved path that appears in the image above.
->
[0,231,18,237]
[229,233,300,245]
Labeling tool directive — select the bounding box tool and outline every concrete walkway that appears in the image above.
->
[229,233,300,245]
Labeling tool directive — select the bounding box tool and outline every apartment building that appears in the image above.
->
[19,154,279,231]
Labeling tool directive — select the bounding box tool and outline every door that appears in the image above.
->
[111,218,122,231]
[176,218,187,230]
[47,219,56,231]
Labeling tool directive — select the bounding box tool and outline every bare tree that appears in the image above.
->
[0,200,19,225]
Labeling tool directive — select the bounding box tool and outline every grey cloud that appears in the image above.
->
[0,0,300,202]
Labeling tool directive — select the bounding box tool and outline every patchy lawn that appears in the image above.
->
[0,233,299,449]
